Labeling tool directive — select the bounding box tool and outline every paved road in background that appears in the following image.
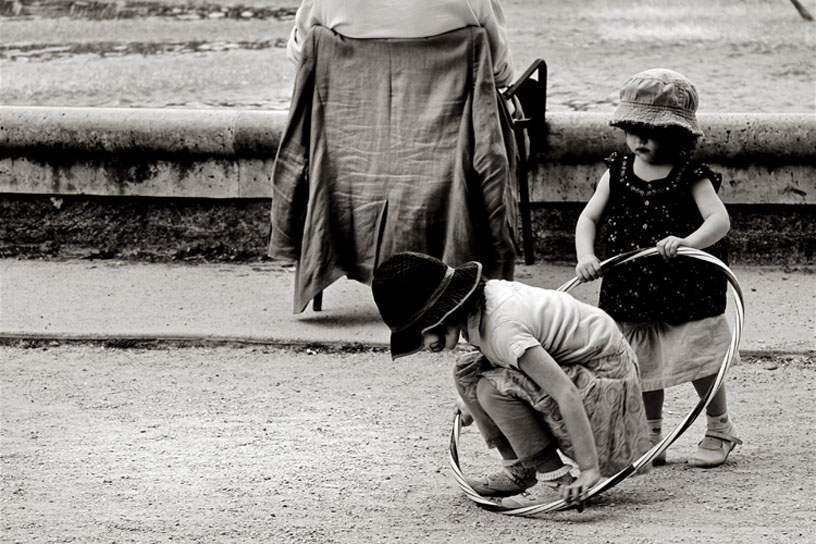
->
[1,259,813,353]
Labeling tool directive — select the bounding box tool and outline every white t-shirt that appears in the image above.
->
[286,0,515,87]
[466,280,624,369]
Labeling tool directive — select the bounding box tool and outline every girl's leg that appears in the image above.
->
[642,389,666,465]
[452,375,534,497]
[642,389,664,420]
[475,378,560,470]
[692,374,727,417]
[476,379,575,506]
[689,375,741,467]
[452,352,517,460]
[456,389,517,460]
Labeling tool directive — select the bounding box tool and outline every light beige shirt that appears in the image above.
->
[286,0,515,87]
[466,280,624,369]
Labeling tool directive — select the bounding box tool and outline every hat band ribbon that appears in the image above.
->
[393,266,455,333]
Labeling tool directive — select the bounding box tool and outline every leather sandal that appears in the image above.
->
[687,429,742,468]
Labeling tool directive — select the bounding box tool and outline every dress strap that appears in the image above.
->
[686,161,723,192]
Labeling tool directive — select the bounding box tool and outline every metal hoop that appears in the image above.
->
[448,247,744,516]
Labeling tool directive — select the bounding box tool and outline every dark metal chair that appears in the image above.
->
[503,58,547,266]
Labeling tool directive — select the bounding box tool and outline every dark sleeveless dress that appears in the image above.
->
[598,153,735,390]
[598,152,727,324]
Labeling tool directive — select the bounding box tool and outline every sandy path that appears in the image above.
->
[2,345,813,543]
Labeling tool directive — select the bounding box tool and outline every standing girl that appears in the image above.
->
[575,68,741,467]
[372,251,649,507]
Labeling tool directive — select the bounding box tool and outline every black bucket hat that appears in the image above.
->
[372,252,482,359]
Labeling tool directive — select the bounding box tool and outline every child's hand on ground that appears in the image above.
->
[560,466,600,504]
[656,236,686,258]
[575,255,602,282]
[454,395,473,426]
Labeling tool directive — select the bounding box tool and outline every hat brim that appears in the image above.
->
[389,261,482,359]
[610,102,703,136]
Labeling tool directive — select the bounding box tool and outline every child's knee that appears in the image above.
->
[476,377,502,406]
[453,351,488,401]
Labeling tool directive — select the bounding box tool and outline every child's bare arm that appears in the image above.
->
[657,177,730,258]
[517,346,600,498]
[575,171,611,281]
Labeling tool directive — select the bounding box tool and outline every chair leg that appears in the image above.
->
[514,124,535,265]
[518,165,535,265]
[504,58,547,267]
[312,291,323,312]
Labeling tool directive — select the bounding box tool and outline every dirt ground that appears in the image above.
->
[2,2,815,542]
[2,344,813,543]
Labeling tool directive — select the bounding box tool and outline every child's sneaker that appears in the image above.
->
[687,425,742,468]
[466,463,536,497]
[500,472,575,508]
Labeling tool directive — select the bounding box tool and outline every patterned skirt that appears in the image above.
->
[454,339,650,476]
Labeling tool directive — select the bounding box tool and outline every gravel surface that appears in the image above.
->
[2,345,813,543]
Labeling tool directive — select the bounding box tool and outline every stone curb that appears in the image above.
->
[1,332,812,359]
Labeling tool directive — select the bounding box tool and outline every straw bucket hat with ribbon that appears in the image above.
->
[610,68,703,136]
[372,252,482,359]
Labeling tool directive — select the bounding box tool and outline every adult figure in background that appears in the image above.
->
[286,0,515,88]
[271,1,519,312]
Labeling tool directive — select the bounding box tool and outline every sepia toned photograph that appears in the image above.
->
[1,1,814,542]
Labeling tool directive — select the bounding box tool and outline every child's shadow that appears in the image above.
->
[296,306,384,327]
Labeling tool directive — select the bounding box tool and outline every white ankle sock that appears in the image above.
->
[536,465,571,483]
[706,412,732,433]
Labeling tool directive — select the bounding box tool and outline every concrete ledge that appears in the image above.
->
[537,112,815,205]
[543,112,815,161]
[0,107,289,198]
[0,106,286,156]
[1,155,274,198]
[533,162,815,205]
[1,107,814,263]
[4,107,811,161]
[1,107,814,203]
